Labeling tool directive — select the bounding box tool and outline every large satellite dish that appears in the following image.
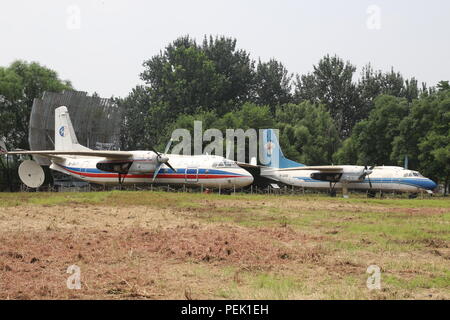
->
[18,160,45,188]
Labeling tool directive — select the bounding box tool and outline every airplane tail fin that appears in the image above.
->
[261,129,305,168]
[55,106,91,151]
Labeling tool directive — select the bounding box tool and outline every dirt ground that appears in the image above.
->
[0,191,449,300]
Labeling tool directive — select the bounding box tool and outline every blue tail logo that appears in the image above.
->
[261,129,305,168]
[59,126,65,137]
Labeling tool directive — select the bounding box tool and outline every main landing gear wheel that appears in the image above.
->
[328,182,337,197]
[367,190,377,198]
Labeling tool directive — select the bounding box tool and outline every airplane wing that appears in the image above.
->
[236,162,345,172]
[5,150,133,159]
[236,161,262,168]
[235,162,281,188]
[276,166,345,172]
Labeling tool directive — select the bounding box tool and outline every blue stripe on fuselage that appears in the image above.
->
[294,177,435,190]
[62,166,245,176]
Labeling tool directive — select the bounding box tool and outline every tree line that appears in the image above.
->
[0,61,72,190]
[119,35,449,192]
[0,35,449,192]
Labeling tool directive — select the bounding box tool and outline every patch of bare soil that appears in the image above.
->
[137,225,326,265]
[0,224,326,299]
[263,200,448,215]
[388,238,449,248]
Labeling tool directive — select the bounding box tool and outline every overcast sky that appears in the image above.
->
[1,0,449,98]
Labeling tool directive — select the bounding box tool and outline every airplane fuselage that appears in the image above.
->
[49,152,254,188]
[263,166,437,193]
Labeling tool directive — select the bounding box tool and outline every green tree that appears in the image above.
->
[294,55,359,138]
[202,35,255,108]
[141,36,225,115]
[358,64,419,119]
[335,95,410,166]
[0,61,72,191]
[118,86,154,150]
[254,59,292,115]
[392,89,450,192]
[275,102,340,165]
[168,103,274,158]
[0,60,72,150]
[141,35,258,117]
[332,136,358,164]
[437,80,450,92]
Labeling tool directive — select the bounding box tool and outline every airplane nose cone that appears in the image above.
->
[427,179,438,190]
[239,171,254,186]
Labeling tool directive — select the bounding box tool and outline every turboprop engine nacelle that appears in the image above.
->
[339,167,373,183]
[340,172,366,182]
[128,161,157,173]
[96,160,157,174]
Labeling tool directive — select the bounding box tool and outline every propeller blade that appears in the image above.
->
[360,165,375,181]
[150,146,160,157]
[150,140,175,173]
[359,168,366,180]
[152,163,162,182]
[164,139,172,154]
[367,175,372,188]
[165,162,176,172]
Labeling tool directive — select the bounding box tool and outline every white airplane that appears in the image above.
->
[0,106,254,189]
[252,129,437,197]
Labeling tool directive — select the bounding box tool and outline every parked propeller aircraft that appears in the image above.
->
[0,106,254,189]
[246,129,437,197]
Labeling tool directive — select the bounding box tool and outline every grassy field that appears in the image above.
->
[0,191,449,300]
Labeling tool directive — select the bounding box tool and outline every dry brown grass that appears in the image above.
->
[0,191,449,300]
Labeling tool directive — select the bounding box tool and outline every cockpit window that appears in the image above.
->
[404,171,423,177]
[212,160,237,168]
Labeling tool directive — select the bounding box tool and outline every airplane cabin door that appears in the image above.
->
[80,160,88,179]
[185,167,198,183]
